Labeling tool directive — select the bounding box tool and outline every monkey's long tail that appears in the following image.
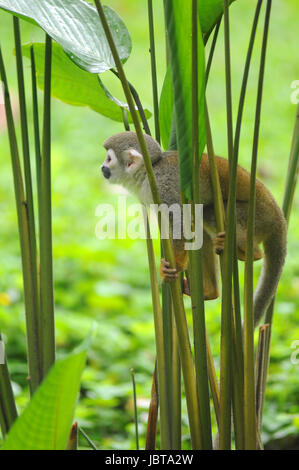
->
[253,214,287,327]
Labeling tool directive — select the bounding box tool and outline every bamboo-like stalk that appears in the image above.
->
[204,102,223,434]
[170,317,181,449]
[282,103,299,226]
[258,103,299,427]
[40,34,55,375]
[30,47,42,202]
[66,422,78,450]
[0,335,18,436]
[144,219,172,449]
[205,104,225,232]
[147,0,160,144]
[205,18,222,86]
[111,69,151,136]
[78,426,98,450]
[130,368,139,450]
[255,324,271,432]
[94,0,202,449]
[13,17,42,387]
[0,45,42,393]
[30,45,42,215]
[264,104,299,328]
[148,2,181,447]
[243,0,272,450]
[189,0,212,450]
[145,363,159,450]
[206,335,220,426]
[219,0,235,449]
[230,1,263,448]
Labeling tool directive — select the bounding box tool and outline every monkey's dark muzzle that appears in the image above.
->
[101,166,111,179]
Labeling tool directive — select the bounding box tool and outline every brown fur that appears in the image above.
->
[102,132,287,326]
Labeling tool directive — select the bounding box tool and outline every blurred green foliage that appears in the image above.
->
[0,0,298,450]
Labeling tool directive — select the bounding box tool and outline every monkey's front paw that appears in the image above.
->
[214,232,226,255]
[160,258,179,282]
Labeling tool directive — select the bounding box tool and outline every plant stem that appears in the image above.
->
[219,0,235,449]
[78,426,98,450]
[0,335,18,436]
[145,363,159,450]
[111,69,151,136]
[243,0,272,450]
[148,0,161,143]
[282,103,299,226]
[190,0,212,449]
[230,0,263,449]
[261,103,299,426]
[0,45,42,393]
[13,17,42,388]
[94,0,201,448]
[130,368,139,450]
[205,18,222,86]
[145,220,171,449]
[255,324,271,433]
[40,34,55,375]
[30,46,42,208]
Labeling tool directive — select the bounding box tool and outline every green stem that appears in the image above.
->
[94,0,201,449]
[0,45,41,393]
[170,317,181,449]
[111,69,151,136]
[145,363,159,450]
[219,0,235,450]
[190,0,212,449]
[243,0,272,450]
[130,368,139,450]
[255,324,271,433]
[0,336,18,436]
[231,0,263,449]
[30,45,42,208]
[145,221,171,449]
[147,0,161,143]
[40,34,55,376]
[282,103,299,225]
[261,104,299,426]
[78,426,99,450]
[14,17,42,389]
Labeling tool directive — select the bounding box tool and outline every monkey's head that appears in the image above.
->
[101,131,162,188]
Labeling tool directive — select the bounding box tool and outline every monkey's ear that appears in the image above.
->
[124,148,143,174]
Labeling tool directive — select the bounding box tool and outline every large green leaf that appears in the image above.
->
[163,0,206,193]
[160,0,237,148]
[0,0,132,73]
[199,0,236,33]
[2,350,87,450]
[23,43,151,123]
[159,65,173,151]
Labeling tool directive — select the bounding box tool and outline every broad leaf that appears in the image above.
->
[23,43,151,123]
[159,65,173,151]
[160,0,237,152]
[164,0,206,193]
[2,350,87,450]
[199,0,237,33]
[0,0,132,73]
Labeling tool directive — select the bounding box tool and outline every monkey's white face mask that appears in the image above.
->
[101,148,144,188]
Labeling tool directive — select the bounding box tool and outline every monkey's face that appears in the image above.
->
[101,147,144,187]
[101,149,119,181]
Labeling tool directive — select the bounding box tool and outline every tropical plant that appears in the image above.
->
[0,0,298,451]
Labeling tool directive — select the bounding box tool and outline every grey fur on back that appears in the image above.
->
[104,131,163,164]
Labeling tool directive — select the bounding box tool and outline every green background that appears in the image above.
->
[0,0,298,449]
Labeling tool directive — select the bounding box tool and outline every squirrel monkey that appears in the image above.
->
[101,131,287,326]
